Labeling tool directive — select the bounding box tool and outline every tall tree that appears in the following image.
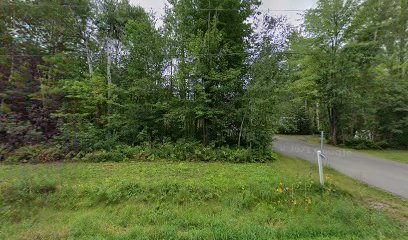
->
[301,0,359,144]
[245,15,293,147]
[163,0,260,146]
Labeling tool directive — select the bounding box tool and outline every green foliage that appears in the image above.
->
[78,141,276,163]
[161,0,263,146]
[5,144,63,163]
[0,113,45,152]
[344,139,389,150]
[79,144,137,162]
[244,15,293,147]
[1,0,407,161]
[282,0,407,148]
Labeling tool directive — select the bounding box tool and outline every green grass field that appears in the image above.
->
[1,156,407,239]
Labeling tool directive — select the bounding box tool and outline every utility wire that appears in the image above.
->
[0,52,315,57]
[0,3,307,12]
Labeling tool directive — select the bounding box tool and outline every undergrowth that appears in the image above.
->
[3,140,277,163]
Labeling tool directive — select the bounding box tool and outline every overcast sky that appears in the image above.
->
[129,0,318,26]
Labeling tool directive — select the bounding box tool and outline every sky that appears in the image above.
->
[129,0,318,26]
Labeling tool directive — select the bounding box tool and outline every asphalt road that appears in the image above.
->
[273,135,408,199]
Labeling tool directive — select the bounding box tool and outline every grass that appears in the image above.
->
[0,156,407,239]
[291,134,408,164]
[296,135,323,145]
[353,149,408,164]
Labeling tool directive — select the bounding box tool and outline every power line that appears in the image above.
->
[1,52,382,61]
[0,3,307,12]
[0,52,318,58]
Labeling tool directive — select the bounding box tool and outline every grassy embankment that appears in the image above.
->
[297,135,408,164]
[0,155,407,239]
[354,150,408,164]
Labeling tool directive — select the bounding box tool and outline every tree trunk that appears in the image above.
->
[238,115,245,147]
[8,56,14,82]
[328,106,338,145]
[106,38,112,100]
[8,9,16,82]
[203,119,208,146]
[316,102,320,131]
[399,0,407,77]
[85,39,94,75]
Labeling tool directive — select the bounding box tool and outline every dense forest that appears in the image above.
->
[0,0,407,163]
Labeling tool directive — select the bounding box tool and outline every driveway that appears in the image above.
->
[273,135,408,199]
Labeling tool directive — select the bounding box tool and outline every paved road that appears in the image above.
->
[273,135,408,199]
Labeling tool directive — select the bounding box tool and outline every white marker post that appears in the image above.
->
[316,150,324,186]
[320,131,324,152]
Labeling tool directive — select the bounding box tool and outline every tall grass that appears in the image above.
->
[0,160,406,239]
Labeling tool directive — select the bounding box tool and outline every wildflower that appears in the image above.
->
[280,181,283,186]
[277,187,283,193]
[292,199,297,205]
[305,198,312,204]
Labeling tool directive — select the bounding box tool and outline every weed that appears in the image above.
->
[0,159,406,239]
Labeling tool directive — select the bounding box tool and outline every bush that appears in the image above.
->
[79,140,277,163]
[79,144,142,162]
[6,144,64,163]
[344,139,388,150]
[0,144,9,161]
[80,150,125,162]
[5,141,277,163]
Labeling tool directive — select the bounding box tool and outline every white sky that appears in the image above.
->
[129,0,318,26]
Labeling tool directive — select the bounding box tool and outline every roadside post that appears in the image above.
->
[316,150,325,186]
[320,131,329,166]
[320,131,324,152]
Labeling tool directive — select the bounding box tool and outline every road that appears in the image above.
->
[273,135,408,199]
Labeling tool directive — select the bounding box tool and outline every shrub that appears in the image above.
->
[80,140,277,163]
[79,144,143,162]
[344,139,387,150]
[0,144,9,161]
[0,113,45,152]
[6,144,64,163]
[5,141,277,163]
[81,150,126,162]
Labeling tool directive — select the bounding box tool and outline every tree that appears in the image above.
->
[245,15,293,147]
[356,0,408,147]
[163,0,260,146]
[301,0,359,144]
[0,0,89,150]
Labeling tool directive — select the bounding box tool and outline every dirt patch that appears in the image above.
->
[368,200,390,210]
[366,199,408,224]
